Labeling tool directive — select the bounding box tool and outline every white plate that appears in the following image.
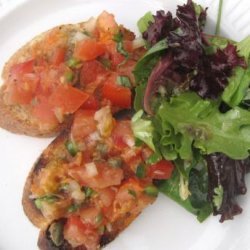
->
[0,0,250,250]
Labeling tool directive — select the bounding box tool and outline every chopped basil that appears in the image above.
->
[67,58,81,68]
[98,225,106,234]
[136,164,146,179]
[59,183,70,192]
[82,186,96,198]
[116,76,131,88]
[117,42,129,58]
[48,221,64,247]
[99,57,111,69]
[34,194,59,209]
[128,189,137,198]
[95,213,103,224]
[65,71,74,82]
[67,203,81,213]
[65,140,78,157]
[108,157,123,168]
[144,185,159,197]
[113,32,123,43]
[96,142,108,156]
[146,152,162,165]
[113,31,129,59]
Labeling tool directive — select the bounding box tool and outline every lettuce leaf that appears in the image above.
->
[137,11,154,34]
[222,36,250,107]
[156,92,250,160]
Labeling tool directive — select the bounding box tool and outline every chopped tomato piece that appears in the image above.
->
[32,96,58,124]
[81,95,100,110]
[51,47,66,66]
[64,216,99,249]
[74,39,105,61]
[5,73,39,105]
[10,59,34,77]
[102,75,131,108]
[80,60,107,85]
[148,160,175,180]
[96,11,118,41]
[112,120,134,149]
[49,85,89,113]
[71,110,97,141]
[69,162,123,189]
[79,207,101,226]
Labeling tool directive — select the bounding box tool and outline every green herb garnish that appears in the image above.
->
[65,140,78,157]
[116,76,131,88]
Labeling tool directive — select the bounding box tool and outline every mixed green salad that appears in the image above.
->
[132,0,250,222]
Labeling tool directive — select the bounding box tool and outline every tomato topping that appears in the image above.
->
[112,120,134,149]
[81,95,100,110]
[32,96,58,124]
[49,85,89,113]
[64,216,99,249]
[102,75,131,108]
[74,39,106,61]
[148,160,175,180]
[96,11,118,41]
[71,110,97,141]
[10,59,34,77]
[51,47,66,66]
[80,60,107,86]
[5,73,39,105]
[69,162,123,189]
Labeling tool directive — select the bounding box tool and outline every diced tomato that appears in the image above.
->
[148,160,175,180]
[49,85,89,113]
[51,47,66,66]
[32,96,58,124]
[102,75,131,108]
[80,95,100,110]
[10,59,34,77]
[99,188,116,208]
[5,73,39,105]
[74,39,106,61]
[80,60,107,86]
[64,216,99,249]
[79,207,100,226]
[96,11,118,41]
[112,120,134,149]
[68,162,123,189]
[71,110,96,141]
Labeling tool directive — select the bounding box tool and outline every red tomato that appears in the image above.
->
[80,95,100,110]
[112,120,134,149]
[71,110,97,141]
[6,73,39,105]
[80,60,107,85]
[49,85,89,113]
[51,47,66,66]
[32,96,58,124]
[64,216,99,249]
[102,75,131,108]
[148,160,174,180]
[74,39,106,61]
[10,59,34,77]
[69,162,123,189]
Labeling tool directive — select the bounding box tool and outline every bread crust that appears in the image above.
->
[22,130,69,229]
[0,22,86,137]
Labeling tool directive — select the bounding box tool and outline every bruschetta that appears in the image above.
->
[22,106,174,249]
[0,11,145,137]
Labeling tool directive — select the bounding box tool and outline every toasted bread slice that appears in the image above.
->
[22,107,157,249]
[0,12,143,137]
[0,22,89,137]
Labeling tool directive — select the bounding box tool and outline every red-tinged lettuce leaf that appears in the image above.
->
[138,0,246,114]
[206,153,250,222]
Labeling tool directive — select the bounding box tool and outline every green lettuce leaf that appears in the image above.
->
[156,92,250,160]
[222,36,250,107]
[137,11,154,34]
[131,110,155,151]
